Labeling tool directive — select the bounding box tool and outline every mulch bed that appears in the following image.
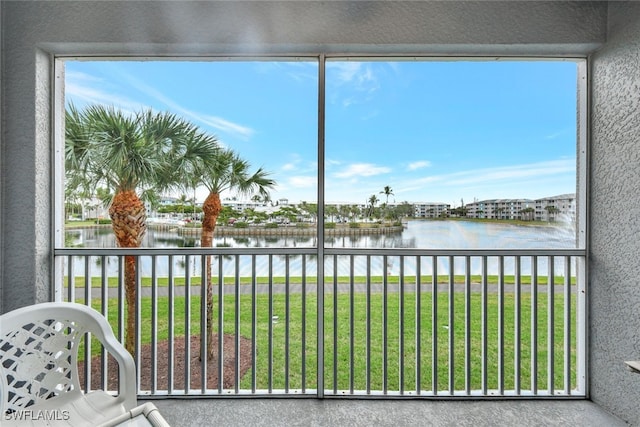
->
[78,334,252,391]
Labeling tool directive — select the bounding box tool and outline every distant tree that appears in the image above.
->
[367,194,379,218]
[349,204,361,222]
[177,194,188,214]
[520,207,535,221]
[299,201,318,223]
[395,202,414,218]
[275,205,301,223]
[380,185,394,204]
[325,205,339,222]
[545,205,560,222]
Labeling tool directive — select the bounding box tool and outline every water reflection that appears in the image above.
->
[65,220,576,279]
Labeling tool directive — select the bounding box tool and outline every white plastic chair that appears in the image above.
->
[0,302,137,426]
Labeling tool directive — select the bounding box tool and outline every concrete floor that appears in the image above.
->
[146,398,628,426]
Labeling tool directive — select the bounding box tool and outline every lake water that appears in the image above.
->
[65,221,577,279]
[67,220,576,250]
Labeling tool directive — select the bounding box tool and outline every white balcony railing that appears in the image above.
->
[54,247,586,398]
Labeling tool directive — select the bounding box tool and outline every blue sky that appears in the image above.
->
[65,59,577,206]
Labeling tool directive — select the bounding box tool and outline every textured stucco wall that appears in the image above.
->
[590,3,640,425]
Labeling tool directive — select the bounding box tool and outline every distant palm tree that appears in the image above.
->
[380,185,394,204]
[65,104,217,355]
[325,205,339,222]
[177,194,188,214]
[545,205,560,222]
[196,148,275,358]
[520,207,535,221]
[368,194,379,218]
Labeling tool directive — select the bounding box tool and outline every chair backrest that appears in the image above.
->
[0,302,136,415]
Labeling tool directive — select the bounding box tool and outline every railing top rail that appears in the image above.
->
[54,247,585,257]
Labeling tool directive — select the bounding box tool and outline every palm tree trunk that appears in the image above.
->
[109,190,147,356]
[201,192,222,359]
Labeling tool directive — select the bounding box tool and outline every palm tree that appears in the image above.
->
[325,205,339,222]
[545,205,560,222]
[367,194,379,218]
[176,194,189,214]
[65,104,218,355]
[380,185,394,204]
[520,207,535,221]
[197,148,275,358]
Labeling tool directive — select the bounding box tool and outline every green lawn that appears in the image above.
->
[81,289,576,394]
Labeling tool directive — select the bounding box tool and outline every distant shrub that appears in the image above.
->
[325,222,336,229]
[265,222,278,229]
[233,221,248,228]
[296,222,308,229]
[97,219,112,225]
[349,222,359,229]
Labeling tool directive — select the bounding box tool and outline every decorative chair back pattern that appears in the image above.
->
[0,317,85,412]
[0,303,136,417]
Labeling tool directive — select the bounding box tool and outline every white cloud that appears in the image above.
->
[334,163,391,179]
[68,67,255,141]
[289,176,317,188]
[65,81,144,114]
[545,129,570,140]
[408,160,431,170]
[327,62,380,107]
[407,159,575,190]
[328,62,363,83]
[120,73,255,140]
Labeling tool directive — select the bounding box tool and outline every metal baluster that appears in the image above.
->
[448,255,454,395]
[399,256,405,395]
[151,255,158,394]
[498,256,504,395]
[548,256,555,395]
[217,255,224,392]
[349,255,355,394]
[184,255,191,394]
[465,256,471,395]
[168,255,175,394]
[383,255,388,394]
[481,256,488,395]
[432,255,438,395]
[515,255,521,395]
[564,256,571,395]
[416,256,422,395]
[531,256,538,395]
[201,254,208,393]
